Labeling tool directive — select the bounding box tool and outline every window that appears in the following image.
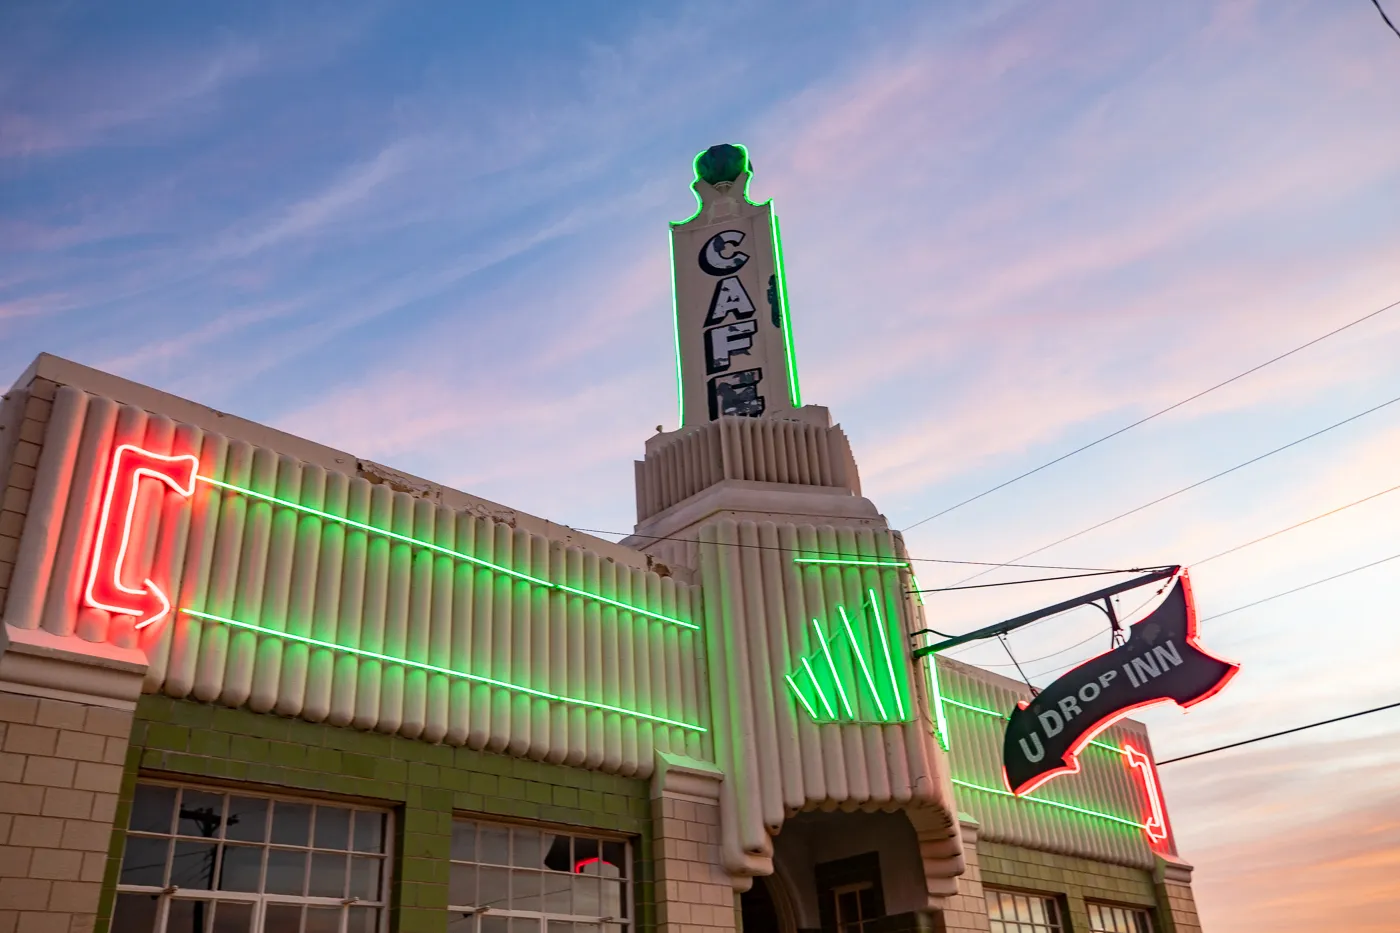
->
[832,881,878,932]
[1088,903,1153,933]
[113,782,389,933]
[985,890,1062,933]
[448,819,631,933]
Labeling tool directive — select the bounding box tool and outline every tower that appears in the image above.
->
[628,145,889,569]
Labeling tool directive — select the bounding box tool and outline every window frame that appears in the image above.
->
[1086,900,1154,933]
[114,779,393,933]
[447,814,634,932]
[983,887,1065,933]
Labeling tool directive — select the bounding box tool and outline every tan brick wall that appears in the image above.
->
[941,822,992,933]
[0,377,56,617]
[0,692,133,933]
[651,794,735,933]
[978,840,1161,932]
[1153,858,1203,933]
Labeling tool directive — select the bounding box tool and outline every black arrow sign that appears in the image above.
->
[1002,571,1239,795]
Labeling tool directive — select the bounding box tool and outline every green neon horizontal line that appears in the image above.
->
[950,778,1145,829]
[942,696,1123,754]
[792,557,910,568]
[196,476,697,631]
[182,609,706,733]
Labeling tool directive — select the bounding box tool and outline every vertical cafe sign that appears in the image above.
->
[670,144,802,427]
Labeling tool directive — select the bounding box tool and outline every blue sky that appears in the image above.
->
[4,2,1400,928]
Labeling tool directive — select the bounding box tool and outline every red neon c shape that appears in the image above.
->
[83,444,198,632]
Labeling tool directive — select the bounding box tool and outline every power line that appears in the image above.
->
[570,526,1132,572]
[1373,0,1400,40]
[900,296,1400,533]
[962,480,1400,669]
[949,389,1400,586]
[1157,700,1400,765]
[1200,549,1400,622]
[909,566,1169,594]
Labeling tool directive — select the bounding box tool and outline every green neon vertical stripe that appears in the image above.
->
[669,232,685,427]
[770,210,802,408]
[867,589,905,721]
[784,673,819,720]
[925,655,950,750]
[812,618,854,719]
[838,606,888,722]
[801,657,836,718]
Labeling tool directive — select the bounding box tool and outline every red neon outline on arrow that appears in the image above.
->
[83,444,198,631]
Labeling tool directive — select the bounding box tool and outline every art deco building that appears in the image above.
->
[0,145,1202,933]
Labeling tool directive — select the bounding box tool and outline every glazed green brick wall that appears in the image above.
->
[978,840,1158,932]
[97,696,654,933]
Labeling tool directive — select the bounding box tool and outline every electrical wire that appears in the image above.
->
[900,296,1400,533]
[948,389,1400,587]
[1156,700,1400,765]
[1373,0,1400,39]
[570,526,1132,572]
[908,566,1169,594]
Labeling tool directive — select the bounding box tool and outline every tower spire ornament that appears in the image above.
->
[670,144,802,427]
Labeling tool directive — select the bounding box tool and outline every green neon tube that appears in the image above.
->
[924,655,950,751]
[784,672,819,720]
[195,477,696,631]
[182,609,706,733]
[668,233,685,426]
[812,618,855,719]
[838,606,889,722]
[769,210,802,408]
[800,657,836,718]
[942,696,1122,754]
[867,589,905,721]
[792,557,910,568]
[950,778,1145,829]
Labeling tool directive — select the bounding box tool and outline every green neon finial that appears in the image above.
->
[694,144,751,185]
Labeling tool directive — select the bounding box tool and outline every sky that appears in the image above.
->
[3,1,1400,928]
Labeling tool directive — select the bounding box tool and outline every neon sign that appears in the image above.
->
[1124,741,1169,846]
[1002,572,1238,796]
[785,590,909,724]
[84,444,198,630]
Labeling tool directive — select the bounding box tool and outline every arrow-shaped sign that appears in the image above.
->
[1002,571,1238,796]
[83,444,198,631]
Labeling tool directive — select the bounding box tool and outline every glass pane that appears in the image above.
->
[353,812,385,853]
[512,869,541,912]
[178,791,226,839]
[986,892,1003,920]
[601,842,626,879]
[545,923,571,933]
[543,867,572,912]
[350,855,383,902]
[170,841,218,889]
[573,838,599,872]
[315,806,352,851]
[309,851,348,897]
[507,921,534,933]
[600,880,623,920]
[481,918,509,933]
[574,876,600,917]
[211,901,254,933]
[542,834,571,872]
[572,925,600,933]
[478,826,509,865]
[1030,898,1046,924]
[226,797,269,843]
[129,785,177,834]
[347,907,379,933]
[217,844,262,892]
[120,836,169,886]
[478,866,510,911]
[166,899,212,933]
[271,802,312,847]
[512,828,543,868]
[448,864,476,909]
[265,849,308,895]
[446,915,473,933]
[304,908,339,933]
[1013,895,1029,922]
[451,822,476,862]
[263,905,302,933]
[112,893,160,933]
